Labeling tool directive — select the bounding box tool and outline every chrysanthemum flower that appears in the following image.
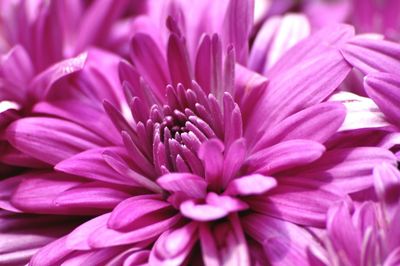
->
[2,20,392,264]
[1,1,400,265]
[308,163,400,266]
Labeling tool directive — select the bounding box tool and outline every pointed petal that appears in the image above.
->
[222,0,254,64]
[130,33,169,100]
[30,236,72,266]
[167,33,193,88]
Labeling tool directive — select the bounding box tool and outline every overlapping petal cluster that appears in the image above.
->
[1,0,400,265]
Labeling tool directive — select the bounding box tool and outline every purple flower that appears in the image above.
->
[2,22,393,265]
[309,163,400,265]
[0,1,399,265]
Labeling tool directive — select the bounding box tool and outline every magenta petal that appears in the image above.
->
[199,224,220,266]
[198,139,224,189]
[157,173,207,199]
[327,202,362,265]
[108,195,171,231]
[268,23,354,77]
[180,200,228,222]
[130,33,169,100]
[373,163,400,204]
[248,183,345,227]
[149,222,198,265]
[243,213,317,265]
[253,102,346,150]
[364,72,400,128]
[73,0,129,53]
[224,174,277,196]
[341,36,400,75]
[0,45,33,102]
[328,91,389,131]
[55,147,133,185]
[6,117,108,165]
[10,172,86,214]
[205,192,249,213]
[258,48,351,129]
[88,214,182,248]
[0,175,23,212]
[30,52,87,99]
[222,0,254,64]
[55,181,132,210]
[299,147,397,193]
[384,247,400,266]
[66,213,111,250]
[247,140,325,174]
[30,236,72,266]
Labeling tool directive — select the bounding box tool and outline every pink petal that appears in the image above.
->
[6,117,108,165]
[149,222,198,265]
[206,192,249,213]
[198,139,224,190]
[257,48,351,129]
[10,172,87,214]
[157,173,207,199]
[327,202,362,265]
[364,72,400,128]
[30,52,87,99]
[328,91,389,131]
[268,23,354,77]
[199,224,220,266]
[30,236,72,266]
[297,147,397,193]
[373,163,400,204]
[222,0,254,64]
[108,195,171,231]
[248,182,345,227]
[243,213,317,265]
[55,147,133,185]
[341,36,400,75]
[252,102,346,150]
[55,181,132,210]
[130,33,169,101]
[88,214,182,249]
[247,140,325,174]
[167,33,193,89]
[224,174,277,196]
[0,45,33,102]
[66,213,111,250]
[180,200,228,222]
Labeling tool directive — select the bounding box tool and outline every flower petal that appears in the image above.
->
[108,195,172,231]
[157,172,207,199]
[247,140,325,174]
[364,72,400,128]
[224,174,277,196]
[6,117,108,165]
